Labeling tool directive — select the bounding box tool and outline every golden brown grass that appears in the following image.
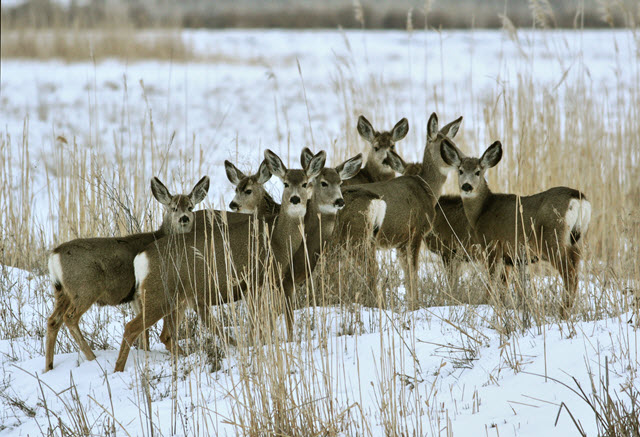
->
[0,28,194,62]
[0,11,639,436]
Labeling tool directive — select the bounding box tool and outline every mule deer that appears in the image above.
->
[45,176,210,372]
[340,113,463,308]
[440,140,591,317]
[387,153,536,289]
[114,150,325,371]
[281,148,369,337]
[342,115,409,186]
[224,158,280,216]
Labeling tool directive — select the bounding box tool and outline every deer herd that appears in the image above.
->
[45,112,592,373]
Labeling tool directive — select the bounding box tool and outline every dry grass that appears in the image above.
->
[1,7,639,436]
[0,28,194,62]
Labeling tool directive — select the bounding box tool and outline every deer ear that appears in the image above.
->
[255,159,272,185]
[300,147,314,169]
[391,117,409,142]
[335,153,363,180]
[306,150,326,180]
[264,149,287,179]
[357,115,376,143]
[224,160,245,186]
[427,112,439,142]
[480,141,502,169]
[151,177,173,205]
[440,139,462,167]
[382,150,406,174]
[190,176,210,205]
[440,116,463,139]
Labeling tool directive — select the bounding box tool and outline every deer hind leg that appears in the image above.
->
[364,237,380,304]
[45,288,71,371]
[194,298,237,347]
[63,301,96,363]
[557,248,580,319]
[159,302,187,356]
[114,289,169,372]
[130,297,152,352]
[440,250,461,295]
[484,248,505,305]
[400,236,422,311]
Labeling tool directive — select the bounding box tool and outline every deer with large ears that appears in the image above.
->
[342,115,409,186]
[340,113,463,308]
[387,154,533,289]
[45,176,210,372]
[114,150,326,371]
[440,140,592,317]
[280,147,369,337]
[224,159,280,216]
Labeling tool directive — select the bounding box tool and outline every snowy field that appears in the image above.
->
[1,29,639,435]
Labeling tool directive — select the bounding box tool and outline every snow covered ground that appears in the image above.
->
[0,263,637,436]
[1,29,639,435]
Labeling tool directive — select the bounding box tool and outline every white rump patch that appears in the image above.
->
[48,253,64,285]
[133,252,150,299]
[368,199,387,230]
[565,198,592,245]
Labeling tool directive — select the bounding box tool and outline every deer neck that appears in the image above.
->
[419,147,449,196]
[271,209,305,267]
[259,192,280,217]
[155,224,171,238]
[366,154,394,182]
[460,181,491,230]
[306,195,338,244]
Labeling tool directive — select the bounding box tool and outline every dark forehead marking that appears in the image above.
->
[461,158,481,170]
[173,195,191,208]
[375,132,393,147]
[321,168,341,184]
[237,178,251,192]
[285,169,307,184]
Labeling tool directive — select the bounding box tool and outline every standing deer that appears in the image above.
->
[281,148,374,337]
[342,115,409,186]
[45,176,210,372]
[338,113,463,308]
[440,140,591,317]
[114,150,325,371]
[387,154,533,288]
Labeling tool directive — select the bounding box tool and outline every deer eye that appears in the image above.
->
[475,171,480,176]
[245,189,252,194]
[458,170,463,175]
[283,183,289,188]
[374,147,380,152]
[188,206,194,212]
[321,181,328,187]
[302,183,307,188]
[390,144,395,150]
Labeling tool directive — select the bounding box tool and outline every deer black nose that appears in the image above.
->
[334,198,345,208]
[179,215,190,224]
[229,201,239,211]
[290,196,301,205]
[461,183,473,192]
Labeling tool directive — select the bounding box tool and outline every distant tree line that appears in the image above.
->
[2,0,635,29]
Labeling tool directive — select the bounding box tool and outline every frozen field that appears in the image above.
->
[1,29,639,436]
[1,29,638,219]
